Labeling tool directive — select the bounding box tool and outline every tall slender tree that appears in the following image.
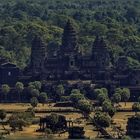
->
[121,88,130,106]
[15,82,24,102]
[1,84,10,102]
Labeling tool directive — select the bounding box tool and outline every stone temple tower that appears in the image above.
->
[92,36,110,69]
[30,35,46,74]
[61,20,79,55]
[61,20,80,70]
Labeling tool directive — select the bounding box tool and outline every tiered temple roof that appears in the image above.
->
[30,35,47,73]
[61,20,79,53]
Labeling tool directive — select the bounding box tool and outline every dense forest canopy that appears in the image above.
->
[0,0,140,69]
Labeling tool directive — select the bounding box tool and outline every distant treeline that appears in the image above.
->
[0,0,140,68]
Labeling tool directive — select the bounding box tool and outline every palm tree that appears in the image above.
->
[1,84,10,102]
[15,82,24,102]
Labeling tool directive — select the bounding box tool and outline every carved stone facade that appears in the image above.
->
[28,20,112,81]
[0,20,140,98]
[26,20,140,93]
[30,35,47,74]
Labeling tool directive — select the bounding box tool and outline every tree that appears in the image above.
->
[31,89,40,98]
[132,102,140,115]
[0,110,7,129]
[45,113,67,132]
[30,97,38,108]
[71,89,81,95]
[39,92,48,106]
[60,96,70,102]
[55,84,65,100]
[26,107,35,117]
[101,88,108,97]
[15,82,24,102]
[70,89,84,103]
[108,106,116,118]
[28,84,35,93]
[1,84,10,102]
[29,81,42,90]
[93,112,111,128]
[115,88,122,94]
[9,114,26,131]
[94,88,109,105]
[97,93,107,104]
[102,100,112,112]
[77,100,92,117]
[70,93,85,103]
[102,100,116,118]
[112,92,121,105]
[94,89,103,98]
[121,88,130,106]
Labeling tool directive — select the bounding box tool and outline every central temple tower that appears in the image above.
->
[61,20,79,55]
[60,20,81,70]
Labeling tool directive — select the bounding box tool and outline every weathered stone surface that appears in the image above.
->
[30,35,47,74]
[26,20,140,95]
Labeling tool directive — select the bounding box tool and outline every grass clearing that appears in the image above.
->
[0,103,136,139]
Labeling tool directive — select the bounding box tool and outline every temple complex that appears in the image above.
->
[26,21,140,97]
[28,20,112,82]
[25,20,140,96]
[0,20,140,97]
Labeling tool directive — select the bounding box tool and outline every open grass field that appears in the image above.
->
[0,103,69,111]
[0,102,136,139]
[0,102,134,111]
